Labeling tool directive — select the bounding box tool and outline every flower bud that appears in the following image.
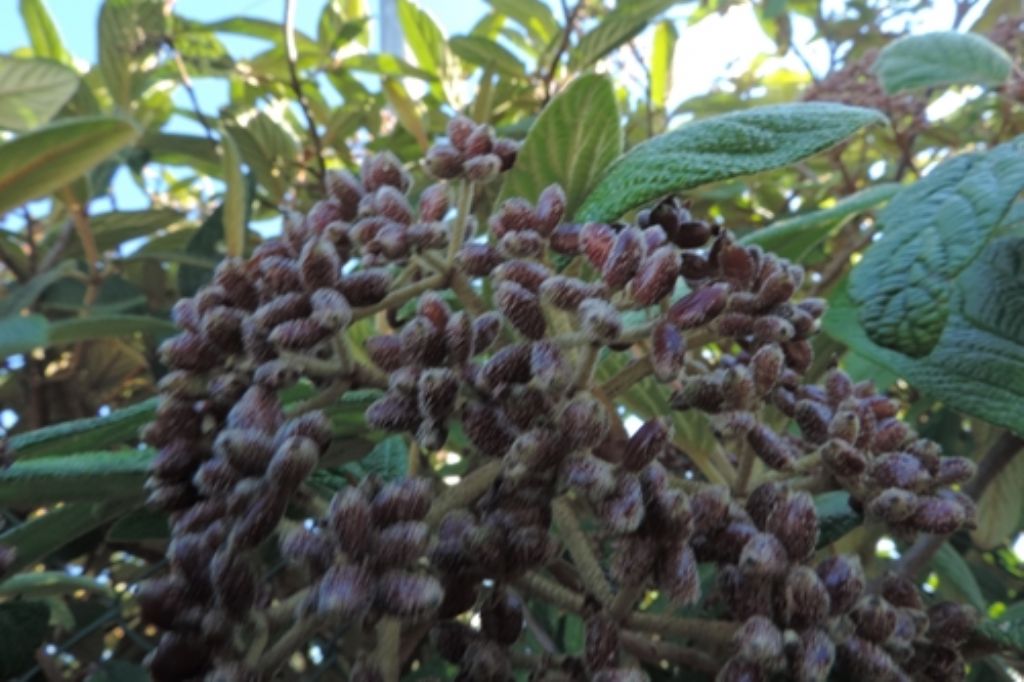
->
[816,554,864,615]
[147,633,212,682]
[227,386,283,433]
[479,343,531,391]
[329,486,373,556]
[629,246,681,306]
[935,457,975,485]
[657,542,701,605]
[530,340,572,395]
[558,394,609,450]
[746,482,786,531]
[338,268,392,306]
[540,275,605,310]
[268,435,320,490]
[851,595,898,643]
[580,298,622,343]
[739,533,788,577]
[835,636,902,680]
[362,151,410,193]
[550,222,582,254]
[325,169,365,215]
[580,222,616,269]
[317,563,373,618]
[766,491,819,560]
[908,495,965,534]
[598,473,645,533]
[927,601,976,646]
[747,424,797,471]
[298,237,341,291]
[471,312,502,354]
[870,452,930,491]
[375,569,443,617]
[602,226,646,289]
[481,588,524,645]
[366,392,421,432]
[213,428,274,476]
[311,287,352,330]
[585,609,619,671]
[366,334,403,371]
[715,658,766,682]
[751,344,784,395]
[371,477,432,526]
[562,454,617,499]
[790,628,835,682]
[258,255,303,295]
[454,244,501,278]
[783,339,814,373]
[735,615,784,668]
[499,228,545,258]
[158,332,221,371]
[417,368,459,421]
[269,317,331,350]
[690,485,731,532]
[778,566,830,628]
[867,488,920,524]
[667,283,729,330]
[425,142,464,178]
[530,184,566,236]
[622,418,671,471]
[372,520,429,568]
[230,491,288,550]
[462,401,515,456]
[794,400,832,444]
[872,418,912,454]
[464,154,503,182]
[496,281,546,339]
[493,259,551,293]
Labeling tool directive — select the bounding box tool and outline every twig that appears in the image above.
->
[257,613,327,674]
[619,629,720,674]
[552,497,614,604]
[351,271,448,320]
[284,0,326,180]
[541,0,583,103]
[625,611,738,646]
[165,38,215,142]
[425,459,502,526]
[446,181,475,264]
[515,571,586,614]
[375,618,401,682]
[893,431,1024,581]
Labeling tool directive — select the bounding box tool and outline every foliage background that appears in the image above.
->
[0,0,1022,679]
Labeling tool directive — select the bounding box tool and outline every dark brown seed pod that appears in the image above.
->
[269,317,332,351]
[835,636,904,681]
[734,615,784,669]
[550,222,583,254]
[362,150,410,193]
[462,401,516,457]
[602,226,646,289]
[794,399,832,444]
[471,311,502,354]
[329,486,373,556]
[530,340,572,395]
[268,435,320,491]
[880,572,923,610]
[425,143,464,179]
[816,554,865,615]
[820,439,867,478]
[325,168,365,214]
[498,228,545,258]
[872,418,912,454]
[777,566,830,629]
[227,386,283,433]
[870,452,931,491]
[667,283,730,330]
[401,314,445,366]
[374,569,443,617]
[580,222,616,269]
[622,418,671,471]
[629,245,681,306]
[935,457,976,485]
[739,532,788,577]
[747,424,797,471]
[298,238,341,290]
[716,657,767,682]
[417,368,459,421]
[657,542,701,605]
[337,268,392,306]
[690,485,731,533]
[258,255,303,294]
[366,392,421,432]
[746,482,786,531]
[927,601,976,646]
[751,344,785,394]
[851,595,898,643]
[534,184,566,236]
[585,609,619,671]
[316,563,374,618]
[481,588,524,645]
[464,154,502,183]
[199,305,245,351]
[540,275,606,310]
[373,520,429,568]
[651,320,686,382]
[562,454,617,499]
[558,394,610,451]
[213,428,274,476]
[365,334,404,371]
[908,495,965,534]
[791,628,835,682]
[306,198,346,234]
[782,339,814,373]
[867,488,920,524]
[230,491,288,551]
[580,297,623,343]
[371,477,432,527]
[158,332,221,371]
[611,536,658,586]
[766,490,818,561]
[493,259,552,293]
[496,281,546,339]
[310,287,352,330]
[598,473,645,533]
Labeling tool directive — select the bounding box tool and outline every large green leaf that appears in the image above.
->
[48,314,177,345]
[849,138,1024,357]
[650,20,678,109]
[576,102,885,222]
[0,450,153,505]
[0,116,138,216]
[485,0,559,48]
[873,31,1012,94]
[222,109,298,203]
[824,263,1024,434]
[570,0,676,71]
[0,261,76,318]
[0,572,114,599]
[342,53,438,80]
[0,601,50,678]
[396,0,453,101]
[977,601,1024,656]
[0,56,79,131]
[0,314,48,357]
[9,397,157,458]
[67,208,185,255]
[498,74,622,216]
[931,542,987,611]
[450,35,525,77]
[743,183,900,260]
[20,0,72,65]
[98,0,165,110]
[971,448,1024,550]
[220,126,246,259]
[0,499,138,573]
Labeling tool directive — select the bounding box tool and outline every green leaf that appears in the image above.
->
[178,205,225,296]
[498,74,622,216]
[570,0,676,71]
[381,78,430,151]
[0,450,153,505]
[742,182,900,260]
[98,0,165,110]
[873,31,1012,94]
[0,601,50,678]
[977,601,1024,655]
[0,261,76,318]
[106,507,169,542]
[20,0,72,64]
[971,448,1024,550]
[650,20,678,109]
[485,0,559,48]
[0,116,138,216]
[139,132,221,177]
[9,397,157,458]
[0,499,138,574]
[814,490,862,548]
[47,313,176,345]
[342,53,438,80]
[0,56,79,131]
[396,0,453,101]
[222,109,298,203]
[0,314,48,357]
[824,272,1024,434]
[931,542,987,611]
[342,434,409,482]
[576,102,885,222]
[0,572,114,599]
[87,661,150,682]
[220,127,246,259]
[849,138,1024,357]
[449,35,525,77]
[67,208,185,255]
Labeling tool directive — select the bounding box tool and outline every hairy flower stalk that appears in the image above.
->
[141,115,978,681]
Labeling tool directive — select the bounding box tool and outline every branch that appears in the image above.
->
[552,497,614,604]
[619,629,720,674]
[893,431,1024,581]
[541,0,583,103]
[166,38,215,142]
[284,0,326,180]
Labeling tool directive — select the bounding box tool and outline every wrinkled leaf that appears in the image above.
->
[570,0,676,71]
[450,35,525,77]
[576,102,885,221]
[743,182,900,260]
[874,31,1012,93]
[0,116,138,215]
[971,448,1024,550]
[20,0,72,64]
[850,138,1024,356]
[485,0,558,47]
[0,450,153,505]
[499,74,622,216]
[9,397,157,458]
[0,56,79,131]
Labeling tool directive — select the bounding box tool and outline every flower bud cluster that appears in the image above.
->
[426,115,520,183]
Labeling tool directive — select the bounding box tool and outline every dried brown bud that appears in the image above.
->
[867,488,920,524]
[558,394,610,450]
[580,222,616,269]
[872,418,912,453]
[338,268,392,306]
[870,452,930,491]
[472,312,502,354]
[651,320,686,382]
[602,227,646,289]
[585,610,620,671]
[326,169,365,215]
[734,615,784,668]
[816,554,864,615]
[496,281,546,339]
[746,482,786,531]
[362,151,411,193]
[747,424,797,471]
[739,532,788,577]
[366,392,421,432]
[580,297,623,342]
[462,401,516,457]
[657,542,701,605]
[375,569,443,617]
[908,495,965,534]
[851,595,898,643]
[317,563,373,617]
[493,259,551,293]
[667,283,729,330]
[598,473,645,533]
[622,418,671,471]
[778,566,830,628]
[550,222,582,254]
[464,154,503,182]
[268,435,320,490]
[425,143,464,178]
[535,184,566,236]
[766,490,819,560]
[794,399,832,444]
[751,344,785,394]
[629,246,681,306]
[935,457,975,485]
[310,287,353,330]
[268,317,331,350]
[298,238,341,290]
[371,477,432,526]
[499,228,545,258]
[158,332,221,371]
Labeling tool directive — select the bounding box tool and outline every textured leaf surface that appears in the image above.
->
[743,183,900,260]
[0,313,48,357]
[450,35,525,76]
[0,450,153,505]
[570,0,676,71]
[931,542,986,610]
[576,102,885,221]
[48,314,177,345]
[485,0,558,47]
[850,139,1024,356]
[874,31,1012,93]
[977,601,1024,655]
[650,20,678,108]
[498,74,622,216]
[9,397,157,458]
[971,448,1024,550]
[824,267,1024,434]
[0,56,79,131]
[0,116,138,215]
